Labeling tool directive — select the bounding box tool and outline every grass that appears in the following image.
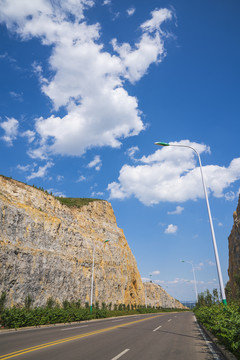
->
[56,197,103,209]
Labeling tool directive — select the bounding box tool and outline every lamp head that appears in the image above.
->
[154,142,170,146]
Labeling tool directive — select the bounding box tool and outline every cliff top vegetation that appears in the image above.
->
[56,197,103,208]
[0,174,103,209]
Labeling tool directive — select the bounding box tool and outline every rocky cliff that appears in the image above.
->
[144,282,186,309]
[0,175,184,309]
[228,195,240,298]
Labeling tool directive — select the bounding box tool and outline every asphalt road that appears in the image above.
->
[0,312,225,360]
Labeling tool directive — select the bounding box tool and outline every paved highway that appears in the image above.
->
[0,312,225,360]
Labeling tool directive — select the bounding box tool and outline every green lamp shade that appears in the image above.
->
[154,142,170,146]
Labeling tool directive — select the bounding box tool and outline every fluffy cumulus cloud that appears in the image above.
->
[112,8,172,83]
[164,224,178,234]
[0,117,19,146]
[0,1,173,157]
[108,140,240,205]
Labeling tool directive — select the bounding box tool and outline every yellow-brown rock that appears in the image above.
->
[0,175,185,309]
[0,175,145,307]
[144,282,187,309]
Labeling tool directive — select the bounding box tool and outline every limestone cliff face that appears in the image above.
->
[144,282,187,309]
[228,195,240,298]
[0,175,145,307]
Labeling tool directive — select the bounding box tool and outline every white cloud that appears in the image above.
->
[32,62,48,85]
[141,8,172,33]
[168,278,188,284]
[27,146,48,160]
[112,8,172,83]
[108,140,240,205]
[195,262,204,271]
[87,155,102,171]
[47,188,66,197]
[21,130,35,143]
[0,52,8,59]
[0,117,19,146]
[91,191,104,197]
[168,205,184,215]
[224,191,237,201]
[127,7,135,16]
[206,260,215,267]
[150,270,160,276]
[9,91,23,102]
[77,175,86,182]
[27,162,53,181]
[17,164,31,172]
[154,280,165,285]
[126,146,139,160]
[57,175,64,181]
[164,224,178,234]
[0,2,173,158]
[218,222,223,227]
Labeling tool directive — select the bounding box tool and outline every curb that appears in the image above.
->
[197,321,237,360]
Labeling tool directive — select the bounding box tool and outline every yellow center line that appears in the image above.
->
[0,315,163,359]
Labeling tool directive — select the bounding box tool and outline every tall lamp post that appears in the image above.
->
[180,260,198,302]
[90,239,110,314]
[155,141,227,305]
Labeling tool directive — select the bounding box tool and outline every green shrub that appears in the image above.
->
[46,297,55,309]
[195,304,240,359]
[85,302,89,309]
[0,292,6,313]
[0,300,187,330]
[24,295,34,311]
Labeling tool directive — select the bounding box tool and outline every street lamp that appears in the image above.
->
[90,239,110,314]
[155,141,227,305]
[180,260,198,302]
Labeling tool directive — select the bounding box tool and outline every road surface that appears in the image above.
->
[0,312,225,360]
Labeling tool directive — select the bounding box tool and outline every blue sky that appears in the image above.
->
[0,0,240,302]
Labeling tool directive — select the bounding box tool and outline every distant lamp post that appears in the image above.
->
[155,141,227,305]
[180,260,198,302]
[90,239,110,314]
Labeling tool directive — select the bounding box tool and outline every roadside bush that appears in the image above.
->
[0,292,6,314]
[0,294,188,329]
[1,307,91,329]
[194,304,240,359]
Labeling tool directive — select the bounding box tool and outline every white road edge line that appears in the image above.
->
[61,325,88,331]
[111,349,130,360]
[153,325,162,332]
[194,316,220,360]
